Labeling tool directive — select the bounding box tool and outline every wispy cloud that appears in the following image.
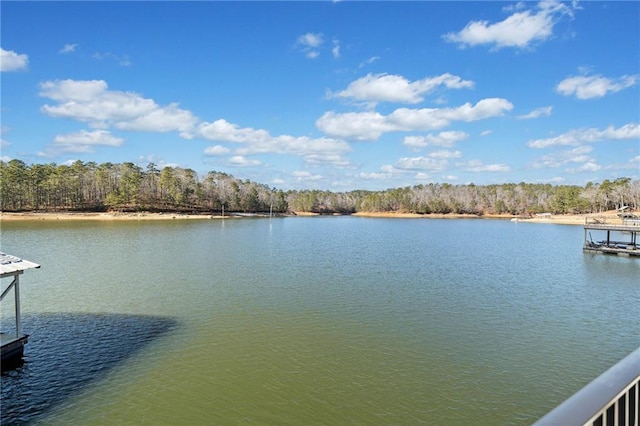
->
[566,161,601,173]
[556,73,638,99]
[358,56,380,69]
[527,123,640,148]
[443,0,576,50]
[93,52,131,67]
[517,106,552,120]
[296,32,324,59]
[332,39,341,59]
[1,126,11,149]
[457,160,511,172]
[292,170,323,182]
[228,155,262,167]
[1,48,28,72]
[531,145,594,168]
[59,43,78,54]
[428,150,462,159]
[330,73,474,105]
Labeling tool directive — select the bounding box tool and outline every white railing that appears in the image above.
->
[535,347,640,426]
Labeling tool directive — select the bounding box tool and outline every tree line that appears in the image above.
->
[1,160,638,216]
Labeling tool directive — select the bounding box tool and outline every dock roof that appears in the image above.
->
[1,253,40,277]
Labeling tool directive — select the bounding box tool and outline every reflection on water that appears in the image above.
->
[1,313,178,425]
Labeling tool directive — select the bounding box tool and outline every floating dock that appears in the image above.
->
[1,252,40,369]
[583,215,640,257]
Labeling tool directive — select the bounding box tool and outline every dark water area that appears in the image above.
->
[1,313,178,425]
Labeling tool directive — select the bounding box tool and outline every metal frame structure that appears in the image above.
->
[1,252,40,366]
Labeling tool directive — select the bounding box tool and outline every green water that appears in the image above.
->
[1,217,639,425]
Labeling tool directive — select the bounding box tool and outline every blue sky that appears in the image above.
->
[1,1,638,191]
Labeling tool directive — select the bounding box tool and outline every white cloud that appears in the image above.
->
[39,79,197,136]
[396,156,448,172]
[428,150,462,159]
[531,145,594,168]
[316,111,392,140]
[196,119,269,143]
[527,123,640,148]
[556,74,638,99]
[197,119,351,166]
[304,154,350,167]
[46,130,124,154]
[204,145,230,156]
[358,165,400,180]
[358,171,393,180]
[517,106,552,119]
[403,131,469,149]
[116,103,197,134]
[296,32,324,58]
[567,161,601,173]
[229,156,262,167]
[292,171,323,181]
[317,98,513,140]
[443,0,575,49]
[59,44,78,54]
[297,33,324,48]
[1,48,29,72]
[330,73,474,105]
[458,160,510,172]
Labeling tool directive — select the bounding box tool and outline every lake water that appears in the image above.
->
[1,217,639,425]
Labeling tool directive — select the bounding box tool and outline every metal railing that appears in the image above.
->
[535,347,640,426]
[586,215,640,227]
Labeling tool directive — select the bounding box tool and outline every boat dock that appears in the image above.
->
[583,215,640,257]
[1,252,40,369]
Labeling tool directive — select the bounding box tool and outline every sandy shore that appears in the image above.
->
[0,210,626,225]
[351,210,624,225]
[0,212,224,221]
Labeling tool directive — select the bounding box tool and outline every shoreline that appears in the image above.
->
[352,211,599,225]
[0,210,624,225]
[0,212,225,221]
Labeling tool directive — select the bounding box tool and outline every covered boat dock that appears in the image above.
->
[1,252,40,368]
[583,215,640,257]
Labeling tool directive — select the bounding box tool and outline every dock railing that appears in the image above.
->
[586,215,640,227]
[535,346,640,426]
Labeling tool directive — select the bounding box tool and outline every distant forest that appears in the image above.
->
[1,160,638,216]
